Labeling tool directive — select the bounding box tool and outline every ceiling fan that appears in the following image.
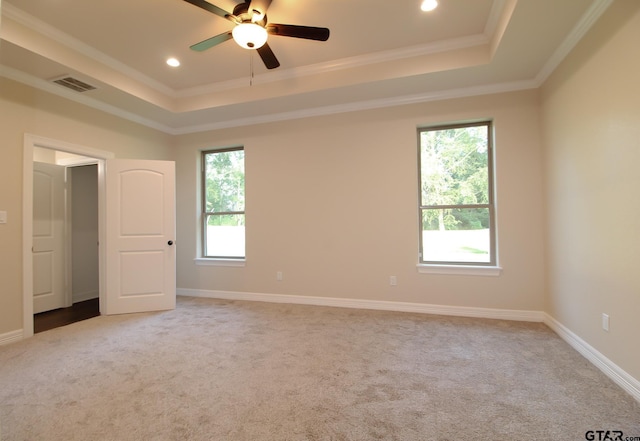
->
[183,0,330,69]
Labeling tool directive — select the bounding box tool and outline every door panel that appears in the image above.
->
[104,159,176,315]
[33,162,66,314]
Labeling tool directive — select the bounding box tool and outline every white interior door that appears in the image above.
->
[104,159,176,315]
[33,162,67,314]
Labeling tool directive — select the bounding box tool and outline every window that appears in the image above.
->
[418,121,495,266]
[202,147,245,259]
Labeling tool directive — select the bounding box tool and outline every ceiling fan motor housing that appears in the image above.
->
[233,1,267,26]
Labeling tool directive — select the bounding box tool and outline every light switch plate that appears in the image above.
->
[0,211,7,224]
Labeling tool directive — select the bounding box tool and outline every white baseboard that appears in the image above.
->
[544,313,640,403]
[0,329,23,347]
[177,288,639,402]
[177,288,545,322]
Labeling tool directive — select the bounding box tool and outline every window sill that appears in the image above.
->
[194,258,246,267]
[417,264,502,277]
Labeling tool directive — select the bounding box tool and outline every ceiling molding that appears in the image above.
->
[0,0,610,136]
[1,0,506,110]
[0,65,175,133]
[2,1,496,100]
[172,80,539,135]
[1,59,536,136]
[484,0,507,37]
[535,0,613,85]
[487,0,516,58]
[181,0,508,97]
[178,34,490,97]
[1,3,176,97]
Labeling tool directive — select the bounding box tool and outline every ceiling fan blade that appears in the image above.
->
[183,0,238,23]
[267,24,330,41]
[248,0,272,19]
[257,43,280,69]
[190,31,233,51]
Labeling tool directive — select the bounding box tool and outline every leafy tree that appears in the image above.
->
[420,125,489,230]
[204,149,245,226]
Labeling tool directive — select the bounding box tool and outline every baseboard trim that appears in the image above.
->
[177,288,639,402]
[0,329,23,347]
[544,313,640,403]
[177,288,545,322]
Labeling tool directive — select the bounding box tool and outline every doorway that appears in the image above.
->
[32,157,101,332]
[23,134,177,338]
[22,134,114,338]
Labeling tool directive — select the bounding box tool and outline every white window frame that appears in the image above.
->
[416,121,501,276]
[198,147,246,264]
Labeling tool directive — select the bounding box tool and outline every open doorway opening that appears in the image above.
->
[23,134,114,338]
[32,149,100,332]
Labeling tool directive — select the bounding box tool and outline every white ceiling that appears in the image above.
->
[0,0,611,134]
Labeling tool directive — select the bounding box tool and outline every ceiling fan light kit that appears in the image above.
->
[232,22,268,49]
[183,0,330,69]
[421,0,438,12]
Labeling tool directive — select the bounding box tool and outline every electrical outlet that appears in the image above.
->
[602,313,609,332]
[276,271,283,281]
[390,276,397,286]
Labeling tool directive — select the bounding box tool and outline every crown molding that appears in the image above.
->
[172,79,538,135]
[2,1,491,99]
[2,3,177,97]
[0,64,175,133]
[0,0,611,135]
[172,34,491,97]
[535,0,613,85]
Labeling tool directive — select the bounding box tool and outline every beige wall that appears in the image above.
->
[541,0,640,381]
[175,90,546,312]
[0,77,171,335]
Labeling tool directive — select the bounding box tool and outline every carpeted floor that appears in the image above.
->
[1,296,639,440]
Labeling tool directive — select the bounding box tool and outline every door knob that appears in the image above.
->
[168,240,174,246]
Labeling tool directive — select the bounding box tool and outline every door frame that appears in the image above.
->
[22,134,114,338]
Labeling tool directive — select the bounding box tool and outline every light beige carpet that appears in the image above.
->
[1,296,639,440]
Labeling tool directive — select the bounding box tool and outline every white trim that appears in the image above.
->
[2,3,175,97]
[177,288,640,402]
[0,330,24,347]
[0,1,609,136]
[417,264,502,277]
[535,0,613,84]
[173,80,538,134]
[56,157,99,167]
[23,134,112,339]
[26,134,115,160]
[177,288,544,322]
[544,313,640,403]
[3,2,489,100]
[0,65,175,134]
[23,137,35,339]
[194,258,246,267]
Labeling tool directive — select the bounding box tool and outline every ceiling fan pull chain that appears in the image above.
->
[250,51,254,86]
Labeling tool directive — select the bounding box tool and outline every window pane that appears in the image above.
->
[204,150,245,213]
[205,214,245,258]
[420,125,489,206]
[421,208,491,263]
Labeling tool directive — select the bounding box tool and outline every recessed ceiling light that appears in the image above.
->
[421,0,438,12]
[166,58,180,67]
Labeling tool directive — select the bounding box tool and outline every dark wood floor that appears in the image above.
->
[34,298,100,333]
